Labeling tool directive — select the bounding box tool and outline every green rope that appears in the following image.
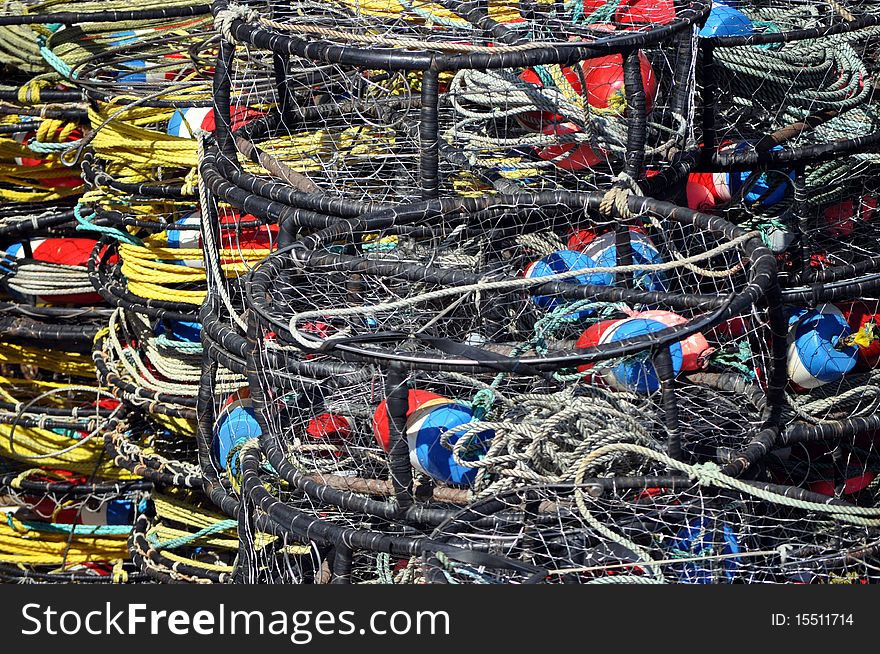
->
[38,40,75,79]
[738,214,791,248]
[470,387,495,420]
[709,340,756,379]
[8,513,131,537]
[74,204,144,246]
[396,0,470,28]
[581,0,620,24]
[148,519,237,551]
[586,443,880,527]
[28,139,83,154]
[376,552,393,584]
[155,333,203,354]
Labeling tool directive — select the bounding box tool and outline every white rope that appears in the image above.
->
[287,230,760,348]
[196,131,250,333]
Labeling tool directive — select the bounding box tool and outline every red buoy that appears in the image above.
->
[615,0,677,27]
[575,318,626,373]
[518,52,657,170]
[582,53,657,114]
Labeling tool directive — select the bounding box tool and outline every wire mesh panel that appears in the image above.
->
[210,0,708,202]
[423,481,880,584]
[690,0,880,308]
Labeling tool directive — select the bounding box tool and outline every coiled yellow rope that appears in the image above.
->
[0,344,96,378]
[0,520,129,565]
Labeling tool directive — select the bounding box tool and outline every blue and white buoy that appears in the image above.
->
[167,210,204,268]
[787,305,859,389]
[581,231,667,292]
[167,107,215,139]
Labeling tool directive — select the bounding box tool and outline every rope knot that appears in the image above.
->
[215,4,260,43]
[598,173,642,219]
[17,78,50,105]
[470,388,496,420]
[687,461,723,487]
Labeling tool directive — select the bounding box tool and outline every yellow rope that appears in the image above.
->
[152,414,197,437]
[0,520,128,564]
[112,558,129,583]
[0,376,103,401]
[149,491,311,565]
[148,524,238,550]
[152,491,230,530]
[0,345,96,378]
[86,104,198,170]
[320,0,527,24]
[157,549,234,572]
[114,238,272,305]
[0,423,136,477]
[9,468,71,490]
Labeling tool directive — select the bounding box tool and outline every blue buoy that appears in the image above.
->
[405,402,493,486]
[168,320,202,343]
[524,249,613,317]
[213,392,261,470]
[699,2,754,38]
[713,143,795,208]
[604,318,684,393]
